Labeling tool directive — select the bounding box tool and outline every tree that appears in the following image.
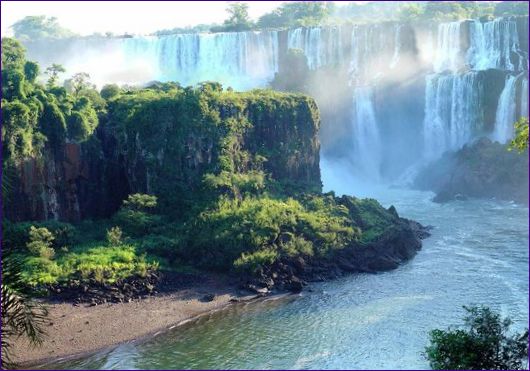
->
[64,72,94,97]
[123,193,158,211]
[11,15,76,41]
[1,251,48,368]
[100,84,121,100]
[399,3,425,21]
[23,61,39,83]
[425,305,529,370]
[494,1,529,17]
[509,117,529,153]
[217,2,253,32]
[1,38,26,70]
[258,1,332,29]
[45,63,65,88]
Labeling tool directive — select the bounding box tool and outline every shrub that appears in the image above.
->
[26,226,55,259]
[234,248,278,274]
[123,193,157,211]
[3,220,76,251]
[425,305,529,370]
[113,209,162,237]
[106,226,123,246]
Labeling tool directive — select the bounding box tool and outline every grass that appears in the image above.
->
[20,242,158,286]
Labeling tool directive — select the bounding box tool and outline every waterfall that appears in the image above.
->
[521,77,528,118]
[467,19,523,71]
[351,86,382,179]
[423,72,482,159]
[287,27,342,70]
[390,24,402,69]
[121,31,279,90]
[434,22,462,72]
[492,74,519,143]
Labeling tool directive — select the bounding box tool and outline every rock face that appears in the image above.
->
[415,137,529,203]
[5,89,321,222]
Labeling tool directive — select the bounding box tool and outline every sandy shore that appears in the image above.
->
[12,275,261,368]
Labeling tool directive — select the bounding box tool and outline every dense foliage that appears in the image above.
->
[509,117,529,153]
[425,306,529,370]
[2,39,406,292]
[11,15,77,41]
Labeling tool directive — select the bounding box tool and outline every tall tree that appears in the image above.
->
[45,63,66,88]
[11,15,76,41]
[222,2,252,31]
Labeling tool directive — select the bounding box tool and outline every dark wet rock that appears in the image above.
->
[415,137,528,204]
[201,293,215,302]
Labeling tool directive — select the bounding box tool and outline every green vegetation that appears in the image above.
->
[11,15,77,41]
[257,2,334,29]
[1,250,48,368]
[2,38,404,291]
[509,117,529,153]
[425,306,528,370]
[211,2,253,33]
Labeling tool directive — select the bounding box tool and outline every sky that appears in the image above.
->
[1,1,288,37]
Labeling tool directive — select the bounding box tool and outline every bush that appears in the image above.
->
[113,194,161,237]
[234,248,278,274]
[113,209,162,237]
[123,193,157,211]
[186,195,357,271]
[425,305,529,370]
[3,220,77,251]
[106,226,123,246]
[26,226,55,259]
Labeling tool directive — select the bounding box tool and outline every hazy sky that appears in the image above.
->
[1,1,287,37]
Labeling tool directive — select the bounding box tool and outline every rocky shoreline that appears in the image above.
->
[39,217,431,306]
[14,216,430,367]
[241,217,431,295]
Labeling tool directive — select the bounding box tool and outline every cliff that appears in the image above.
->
[5,85,321,222]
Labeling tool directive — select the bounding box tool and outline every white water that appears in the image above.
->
[521,77,529,117]
[423,72,482,160]
[468,19,524,71]
[436,18,525,73]
[350,86,382,180]
[287,27,343,70]
[434,22,462,73]
[122,31,279,90]
[24,17,528,176]
[493,74,519,143]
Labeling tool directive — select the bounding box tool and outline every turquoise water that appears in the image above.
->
[37,187,529,370]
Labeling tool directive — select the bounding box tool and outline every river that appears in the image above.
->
[38,160,529,370]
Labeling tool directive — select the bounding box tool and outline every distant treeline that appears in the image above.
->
[9,1,529,41]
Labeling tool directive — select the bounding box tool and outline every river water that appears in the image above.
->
[38,161,529,370]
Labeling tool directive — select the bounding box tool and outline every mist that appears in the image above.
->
[20,16,529,198]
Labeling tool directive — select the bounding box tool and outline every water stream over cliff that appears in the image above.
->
[24,17,528,179]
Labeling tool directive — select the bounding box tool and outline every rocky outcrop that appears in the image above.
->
[241,207,431,294]
[415,137,529,203]
[6,89,321,222]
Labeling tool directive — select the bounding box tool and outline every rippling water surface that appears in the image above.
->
[39,186,529,370]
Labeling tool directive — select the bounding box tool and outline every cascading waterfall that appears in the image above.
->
[122,31,279,90]
[492,74,519,143]
[423,72,482,159]
[521,77,529,118]
[351,86,382,179]
[468,19,525,71]
[286,27,343,70]
[434,22,462,73]
[21,17,528,182]
[390,24,402,69]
